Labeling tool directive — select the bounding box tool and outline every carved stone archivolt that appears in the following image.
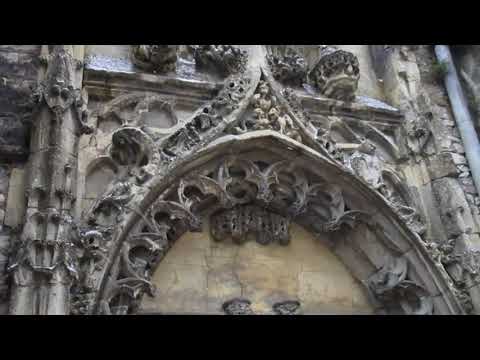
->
[132,45,178,74]
[162,73,253,161]
[91,154,372,314]
[308,46,360,101]
[72,129,466,315]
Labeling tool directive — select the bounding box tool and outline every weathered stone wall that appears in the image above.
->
[376,45,480,312]
[0,45,41,314]
[140,222,373,314]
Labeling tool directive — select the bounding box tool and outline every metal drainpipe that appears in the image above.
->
[435,45,480,196]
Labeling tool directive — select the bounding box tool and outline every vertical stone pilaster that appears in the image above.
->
[8,45,90,315]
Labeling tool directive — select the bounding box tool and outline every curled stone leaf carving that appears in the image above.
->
[94,153,376,314]
[367,256,433,315]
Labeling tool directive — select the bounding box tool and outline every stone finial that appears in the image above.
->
[308,46,360,101]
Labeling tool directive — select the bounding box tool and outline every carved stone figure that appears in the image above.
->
[308,46,360,101]
[346,139,384,189]
[234,80,302,142]
[267,47,307,86]
[132,45,178,73]
[367,256,433,315]
[191,45,248,76]
[432,178,474,239]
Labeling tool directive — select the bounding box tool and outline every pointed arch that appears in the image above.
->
[86,131,463,315]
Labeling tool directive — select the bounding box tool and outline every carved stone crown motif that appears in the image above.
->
[308,46,360,101]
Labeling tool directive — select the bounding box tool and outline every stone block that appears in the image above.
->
[451,153,467,165]
[428,152,458,180]
[459,177,476,194]
[4,168,26,228]
[0,113,29,161]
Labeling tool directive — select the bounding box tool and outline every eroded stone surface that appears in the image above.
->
[140,223,373,314]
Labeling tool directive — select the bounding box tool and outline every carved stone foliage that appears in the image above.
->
[308,46,360,101]
[403,92,434,156]
[345,139,426,237]
[367,256,433,315]
[70,224,113,315]
[232,80,302,143]
[95,155,371,314]
[190,45,248,77]
[272,300,301,315]
[96,93,178,132]
[222,298,254,315]
[131,45,178,74]
[110,127,159,184]
[281,88,345,161]
[211,205,291,245]
[162,73,251,160]
[32,46,92,134]
[267,47,307,86]
[7,211,78,286]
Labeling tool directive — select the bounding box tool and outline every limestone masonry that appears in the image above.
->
[1,45,480,315]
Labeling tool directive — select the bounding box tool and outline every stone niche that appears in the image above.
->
[140,221,373,315]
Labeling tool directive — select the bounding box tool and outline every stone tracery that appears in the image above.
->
[2,44,477,315]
